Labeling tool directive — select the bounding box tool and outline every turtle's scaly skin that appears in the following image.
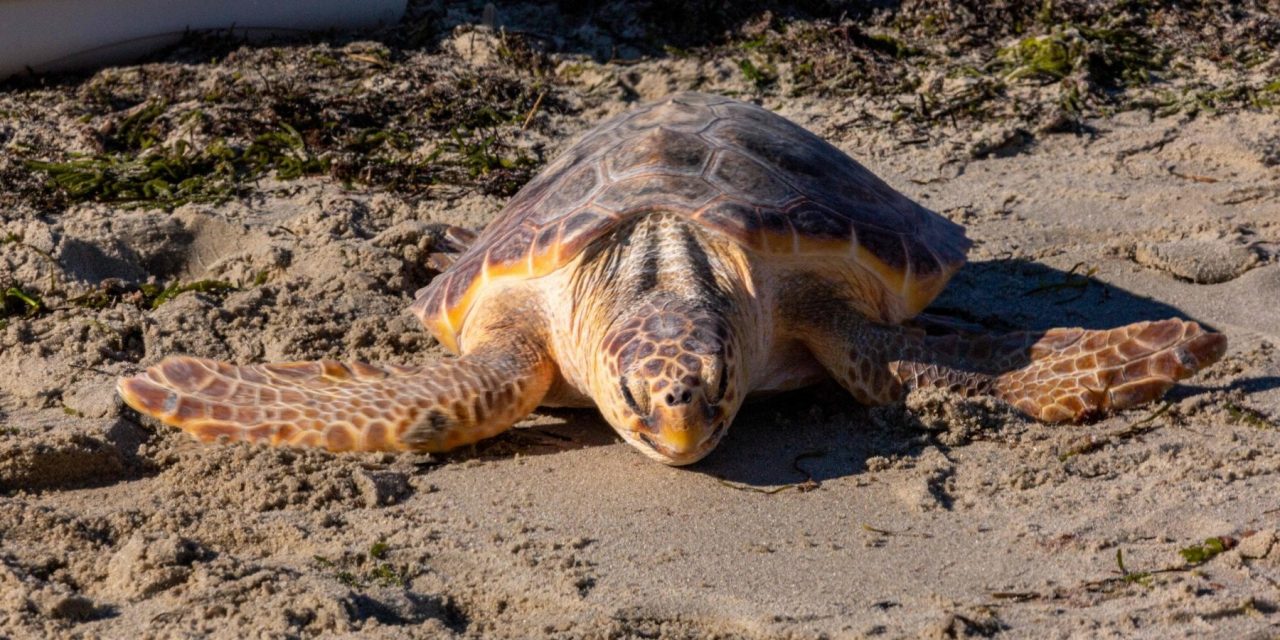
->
[118,93,1227,465]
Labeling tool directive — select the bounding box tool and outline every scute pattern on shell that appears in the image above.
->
[412,92,970,352]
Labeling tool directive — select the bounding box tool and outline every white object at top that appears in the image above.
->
[0,0,407,78]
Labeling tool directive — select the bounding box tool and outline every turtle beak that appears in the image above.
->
[657,422,700,453]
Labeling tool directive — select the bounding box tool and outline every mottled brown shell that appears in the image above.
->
[412,92,970,352]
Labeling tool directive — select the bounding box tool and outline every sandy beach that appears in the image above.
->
[2,2,1278,637]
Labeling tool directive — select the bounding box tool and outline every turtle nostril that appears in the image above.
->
[663,387,694,406]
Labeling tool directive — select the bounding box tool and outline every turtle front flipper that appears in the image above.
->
[792,310,1225,422]
[117,337,553,452]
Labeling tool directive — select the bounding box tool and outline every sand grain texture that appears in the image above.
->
[2,2,1279,637]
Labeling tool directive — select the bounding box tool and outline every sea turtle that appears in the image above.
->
[118,92,1227,466]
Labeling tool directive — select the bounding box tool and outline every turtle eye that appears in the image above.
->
[619,376,644,415]
[713,361,729,402]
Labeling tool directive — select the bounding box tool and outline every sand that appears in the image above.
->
[1,2,1279,638]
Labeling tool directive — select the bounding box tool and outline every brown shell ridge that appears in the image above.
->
[411,92,971,342]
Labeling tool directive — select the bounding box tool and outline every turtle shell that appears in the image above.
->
[412,92,970,352]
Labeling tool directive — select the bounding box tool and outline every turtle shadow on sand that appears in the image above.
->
[454,410,623,461]
[930,258,1214,333]
[464,258,1264,487]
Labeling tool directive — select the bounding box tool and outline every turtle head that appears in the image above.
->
[599,302,741,465]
